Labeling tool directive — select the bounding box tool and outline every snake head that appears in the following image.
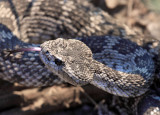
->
[40,38,94,86]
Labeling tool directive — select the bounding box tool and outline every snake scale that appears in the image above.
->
[0,0,159,114]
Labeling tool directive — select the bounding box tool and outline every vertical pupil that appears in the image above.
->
[55,59,63,65]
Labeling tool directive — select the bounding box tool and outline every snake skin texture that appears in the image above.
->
[0,0,122,86]
[0,0,126,43]
[0,0,145,87]
[0,0,160,114]
[0,24,62,86]
[40,37,154,97]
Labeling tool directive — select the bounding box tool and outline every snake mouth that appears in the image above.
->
[39,48,88,86]
[40,48,64,72]
[41,48,65,65]
[39,48,74,83]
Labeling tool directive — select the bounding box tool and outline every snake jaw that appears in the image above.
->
[39,39,94,86]
[39,47,88,86]
[40,48,61,72]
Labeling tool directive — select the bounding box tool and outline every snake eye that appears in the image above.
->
[55,58,63,66]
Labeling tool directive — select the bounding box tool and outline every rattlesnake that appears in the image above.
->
[40,37,154,97]
[0,0,159,114]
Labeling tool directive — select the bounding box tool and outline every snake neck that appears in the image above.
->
[90,60,154,97]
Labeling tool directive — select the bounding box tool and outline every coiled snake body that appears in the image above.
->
[0,0,159,114]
